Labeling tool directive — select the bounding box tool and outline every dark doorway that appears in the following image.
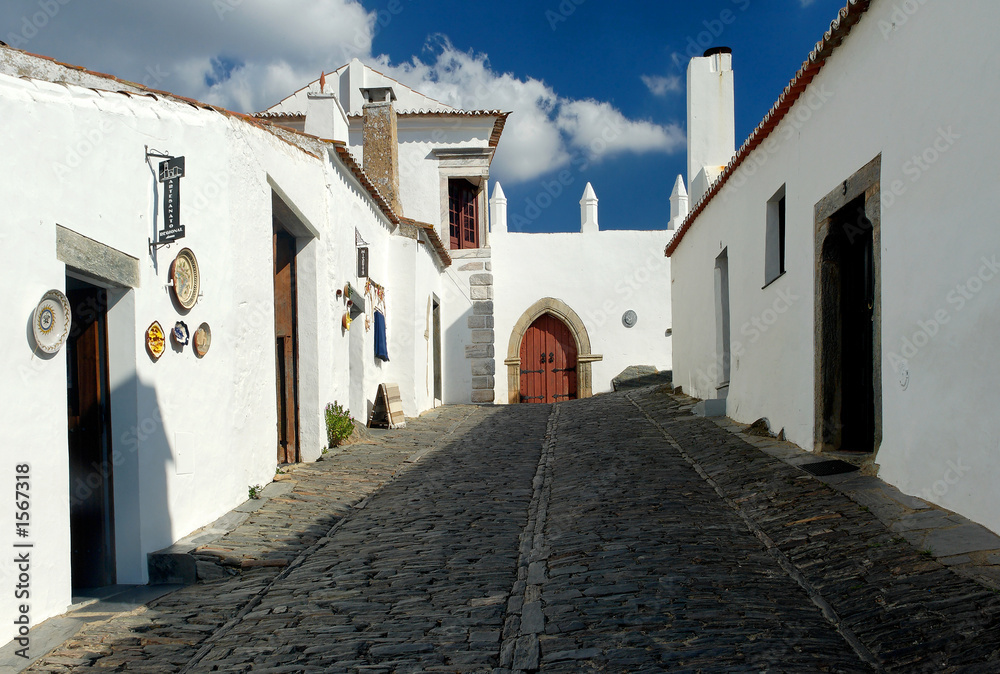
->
[432,298,442,402]
[715,249,731,392]
[820,196,876,452]
[273,225,299,464]
[519,313,578,403]
[66,278,116,590]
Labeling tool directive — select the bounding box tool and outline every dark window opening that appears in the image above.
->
[449,179,479,249]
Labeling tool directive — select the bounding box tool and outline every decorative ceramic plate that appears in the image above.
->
[146,321,166,360]
[33,289,71,354]
[170,248,200,309]
[172,320,190,346]
[194,322,211,357]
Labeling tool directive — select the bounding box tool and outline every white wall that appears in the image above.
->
[670,1,1000,532]
[493,226,672,401]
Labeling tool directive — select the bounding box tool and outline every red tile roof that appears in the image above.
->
[400,218,452,268]
[665,0,871,257]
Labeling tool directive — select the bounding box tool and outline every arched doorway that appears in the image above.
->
[519,314,578,403]
[505,298,602,404]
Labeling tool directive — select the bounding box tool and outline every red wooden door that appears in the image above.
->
[519,314,577,403]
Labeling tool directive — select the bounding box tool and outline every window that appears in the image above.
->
[764,185,786,286]
[449,179,479,249]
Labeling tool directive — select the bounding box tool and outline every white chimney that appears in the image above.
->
[490,182,508,234]
[580,182,599,233]
[669,174,689,230]
[304,92,350,142]
[687,48,735,205]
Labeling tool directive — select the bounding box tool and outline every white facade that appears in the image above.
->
[669,1,1000,534]
[0,48,448,643]
[0,46,676,647]
[492,183,672,402]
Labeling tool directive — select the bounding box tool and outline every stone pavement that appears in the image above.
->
[18,388,1000,672]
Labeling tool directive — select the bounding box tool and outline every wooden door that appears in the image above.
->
[66,285,116,589]
[519,314,577,403]
[273,228,299,464]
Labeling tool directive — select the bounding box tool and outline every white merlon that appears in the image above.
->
[304,92,350,142]
[669,174,689,230]
[490,182,508,234]
[580,182,599,233]
[687,49,736,205]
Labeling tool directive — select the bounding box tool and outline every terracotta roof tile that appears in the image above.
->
[400,217,452,268]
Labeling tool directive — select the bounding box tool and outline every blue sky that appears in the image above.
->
[1,0,849,233]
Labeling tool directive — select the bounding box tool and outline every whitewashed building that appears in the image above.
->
[0,46,674,645]
[668,0,1000,534]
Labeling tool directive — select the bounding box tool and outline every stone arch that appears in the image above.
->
[504,298,602,403]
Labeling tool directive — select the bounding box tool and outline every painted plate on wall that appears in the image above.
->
[170,248,200,309]
[32,289,72,354]
[146,321,166,360]
[194,322,212,357]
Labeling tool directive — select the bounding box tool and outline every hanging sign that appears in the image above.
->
[357,246,369,278]
[158,157,186,243]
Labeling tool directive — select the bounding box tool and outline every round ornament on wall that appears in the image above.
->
[170,248,200,310]
[32,289,72,354]
[622,310,638,328]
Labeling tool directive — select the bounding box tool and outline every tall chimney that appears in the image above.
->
[361,86,402,215]
[669,174,688,230]
[580,182,599,233]
[687,47,735,205]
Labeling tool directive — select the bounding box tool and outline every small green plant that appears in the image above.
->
[325,401,355,448]
[275,467,285,475]
[920,548,934,557]
[248,484,263,499]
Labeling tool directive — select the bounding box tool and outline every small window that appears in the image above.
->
[764,185,786,286]
[449,179,479,249]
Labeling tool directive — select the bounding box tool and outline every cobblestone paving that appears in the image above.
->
[25,388,1000,672]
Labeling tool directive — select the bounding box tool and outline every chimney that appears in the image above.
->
[490,182,508,234]
[669,174,688,229]
[360,86,402,215]
[687,47,735,204]
[580,182,599,233]
[304,91,350,142]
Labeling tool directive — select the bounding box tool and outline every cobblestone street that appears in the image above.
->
[22,388,1000,672]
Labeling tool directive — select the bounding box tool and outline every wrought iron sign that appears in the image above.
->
[147,147,187,251]
[357,246,369,278]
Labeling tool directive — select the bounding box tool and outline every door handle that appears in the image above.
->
[548,352,554,363]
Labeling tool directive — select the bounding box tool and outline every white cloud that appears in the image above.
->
[0,1,684,184]
[641,74,683,97]
[375,39,684,183]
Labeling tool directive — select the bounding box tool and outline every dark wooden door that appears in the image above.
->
[273,229,299,464]
[519,314,577,403]
[66,285,115,589]
[838,201,876,452]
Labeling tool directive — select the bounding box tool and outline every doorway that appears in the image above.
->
[432,297,442,402]
[66,278,116,590]
[518,313,578,403]
[714,249,731,394]
[273,225,299,464]
[819,196,876,452]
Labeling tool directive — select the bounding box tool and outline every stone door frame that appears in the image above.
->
[505,298,602,404]
[814,154,882,455]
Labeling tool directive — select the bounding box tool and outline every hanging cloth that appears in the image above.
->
[374,310,389,362]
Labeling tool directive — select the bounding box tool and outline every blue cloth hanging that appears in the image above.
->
[374,310,389,361]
